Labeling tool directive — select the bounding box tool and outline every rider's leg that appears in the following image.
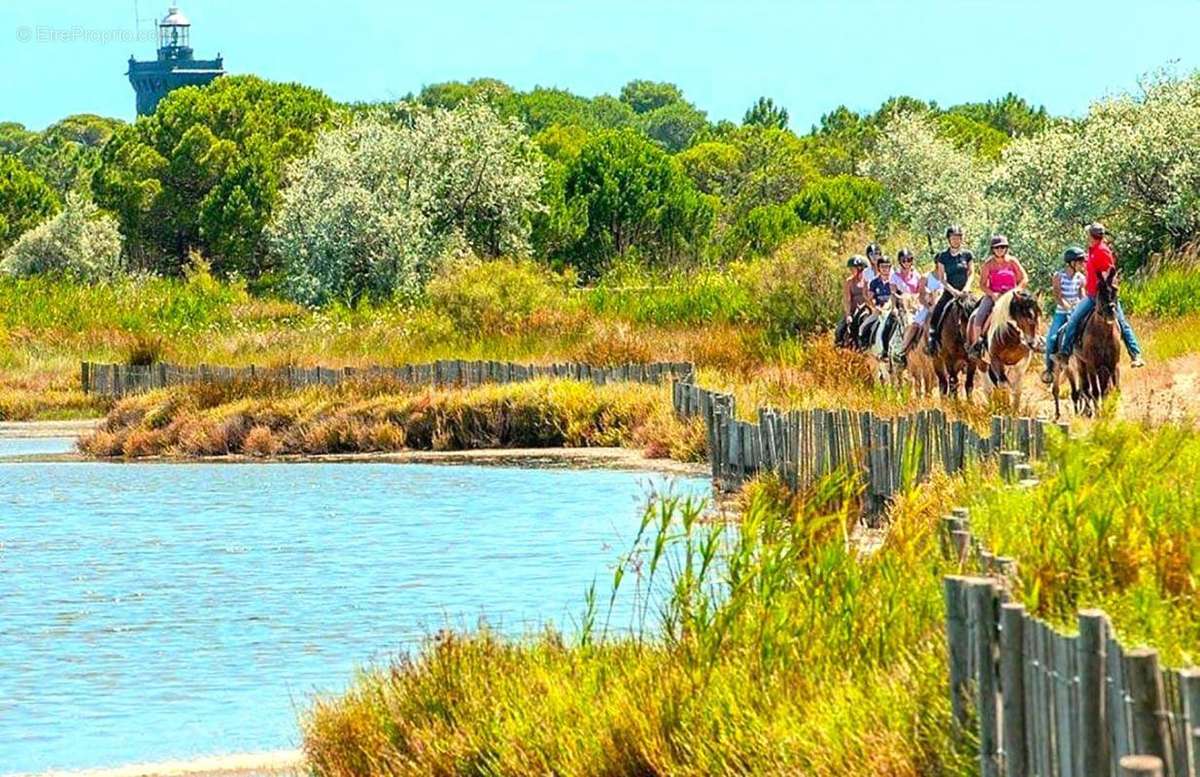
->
[968,297,992,351]
[1044,311,1067,372]
[925,292,950,353]
[1058,296,1095,358]
[1114,302,1144,364]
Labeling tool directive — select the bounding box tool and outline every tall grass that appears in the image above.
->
[964,420,1200,666]
[302,473,976,776]
[1124,266,1200,319]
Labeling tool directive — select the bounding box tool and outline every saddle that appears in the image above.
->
[930,292,977,345]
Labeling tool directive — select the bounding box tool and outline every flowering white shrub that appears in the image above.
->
[269,101,545,306]
[863,112,989,255]
[1,194,122,280]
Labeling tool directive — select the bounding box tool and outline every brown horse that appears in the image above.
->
[931,292,978,399]
[978,290,1041,407]
[1058,269,1121,418]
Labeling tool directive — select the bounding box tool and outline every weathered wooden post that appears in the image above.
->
[1120,755,1165,777]
[969,577,1001,777]
[1125,648,1172,772]
[1000,602,1028,777]
[1078,610,1111,777]
[944,576,971,729]
[1180,668,1200,777]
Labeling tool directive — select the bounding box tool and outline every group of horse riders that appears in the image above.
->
[837,222,1144,404]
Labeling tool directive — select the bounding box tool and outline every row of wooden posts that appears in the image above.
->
[80,360,696,398]
[942,510,1200,777]
[671,378,1064,508]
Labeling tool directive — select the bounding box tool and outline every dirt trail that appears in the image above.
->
[1026,353,1200,424]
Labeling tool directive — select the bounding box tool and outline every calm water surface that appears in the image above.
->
[0,454,709,773]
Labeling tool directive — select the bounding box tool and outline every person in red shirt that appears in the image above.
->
[1055,223,1145,367]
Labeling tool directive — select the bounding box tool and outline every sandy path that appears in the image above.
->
[1022,353,1200,424]
[0,418,102,438]
[15,751,303,777]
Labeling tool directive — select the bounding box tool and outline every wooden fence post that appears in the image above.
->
[945,576,971,730]
[1126,648,1172,773]
[1121,755,1165,777]
[1180,668,1200,777]
[1079,610,1111,777]
[969,577,1002,777]
[1000,602,1028,777]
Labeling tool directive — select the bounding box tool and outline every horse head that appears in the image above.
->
[1096,268,1120,322]
[1009,289,1041,342]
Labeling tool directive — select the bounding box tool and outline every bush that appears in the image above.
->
[424,257,570,336]
[720,202,805,259]
[738,229,845,341]
[1123,266,1200,318]
[1,193,122,280]
[790,175,885,231]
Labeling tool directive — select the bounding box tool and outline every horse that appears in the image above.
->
[835,305,872,350]
[1056,269,1121,418]
[931,291,978,399]
[977,289,1041,408]
[904,318,939,396]
[863,297,913,386]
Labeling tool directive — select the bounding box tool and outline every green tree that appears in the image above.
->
[936,113,1010,161]
[563,129,713,277]
[640,101,709,152]
[722,202,803,259]
[790,175,885,230]
[93,75,339,276]
[619,80,684,114]
[0,154,60,251]
[676,141,744,197]
[514,88,635,133]
[743,96,789,129]
[948,93,1049,138]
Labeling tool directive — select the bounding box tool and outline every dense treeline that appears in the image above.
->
[1,71,1197,307]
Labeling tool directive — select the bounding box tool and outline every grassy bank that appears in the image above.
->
[302,474,976,777]
[79,378,707,461]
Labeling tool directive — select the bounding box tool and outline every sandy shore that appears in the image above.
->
[16,750,303,777]
[0,418,103,438]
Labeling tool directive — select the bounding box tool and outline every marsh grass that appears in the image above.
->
[964,420,1200,665]
[301,472,977,777]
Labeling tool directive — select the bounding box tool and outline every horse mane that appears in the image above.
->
[987,290,1017,349]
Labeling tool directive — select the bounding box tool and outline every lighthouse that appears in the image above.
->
[127,6,225,116]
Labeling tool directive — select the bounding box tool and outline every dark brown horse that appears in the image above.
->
[978,290,1041,407]
[932,292,977,398]
[1058,269,1121,418]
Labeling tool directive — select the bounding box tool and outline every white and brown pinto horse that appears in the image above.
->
[977,289,1041,406]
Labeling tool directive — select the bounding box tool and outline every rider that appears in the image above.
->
[967,235,1028,358]
[868,255,893,310]
[925,225,975,355]
[891,248,923,352]
[1055,223,1145,368]
[864,242,883,284]
[1039,247,1086,384]
[839,255,870,344]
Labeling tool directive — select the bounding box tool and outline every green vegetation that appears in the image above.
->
[80,377,707,461]
[302,475,976,777]
[966,421,1200,666]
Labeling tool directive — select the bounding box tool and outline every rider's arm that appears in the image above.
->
[961,261,975,296]
[1052,272,1065,310]
[978,261,993,298]
[1014,259,1030,290]
[843,279,853,319]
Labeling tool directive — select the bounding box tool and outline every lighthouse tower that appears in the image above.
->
[127,6,225,116]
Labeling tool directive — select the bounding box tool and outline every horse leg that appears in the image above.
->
[965,362,976,399]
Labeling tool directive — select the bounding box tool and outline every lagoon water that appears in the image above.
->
[0,444,709,773]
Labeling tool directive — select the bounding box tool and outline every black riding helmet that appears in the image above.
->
[847,255,868,269]
[946,225,963,238]
[865,242,882,258]
[897,248,915,261]
[1063,246,1086,263]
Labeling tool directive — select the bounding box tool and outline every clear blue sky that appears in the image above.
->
[4,0,1199,131]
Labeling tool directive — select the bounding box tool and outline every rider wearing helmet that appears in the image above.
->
[1040,247,1086,383]
[890,248,925,354]
[838,255,871,346]
[925,225,975,355]
[967,234,1028,357]
[864,242,883,283]
[1055,223,1145,368]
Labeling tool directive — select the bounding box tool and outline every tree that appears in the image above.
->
[0,154,60,251]
[619,80,684,114]
[268,102,545,306]
[676,141,744,197]
[563,129,713,277]
[640,101,709,152]
[936,113,1010,161]
[790,175,885,231]
[864,112,988,254]
[948,93,1049,138]
[721,202,803,259]
[743,97,789,129]
[93,75,340,276]
[2,193,122,280]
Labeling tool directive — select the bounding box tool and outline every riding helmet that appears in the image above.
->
[1063,246,1086,263]
[1087,222,1106,238]
[945,225,963,238]
[847,255,868,269]
[865,242,882,258]
[897,248,915,261]
[990,234,1010,249]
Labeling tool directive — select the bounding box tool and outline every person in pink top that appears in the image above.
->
[967,234,1028,356]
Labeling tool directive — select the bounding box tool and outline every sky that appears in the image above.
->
[3,0,1200,131]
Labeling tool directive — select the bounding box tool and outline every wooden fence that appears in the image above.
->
[80,360,695,398]
[672,378,1064,509]
[942,510,1200,777]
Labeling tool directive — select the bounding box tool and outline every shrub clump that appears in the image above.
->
[1,194,122,281]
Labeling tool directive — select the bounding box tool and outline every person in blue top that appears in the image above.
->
[868,256,893,309]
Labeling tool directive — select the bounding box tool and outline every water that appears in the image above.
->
[0,457,709,773]
[0,437,76,459]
